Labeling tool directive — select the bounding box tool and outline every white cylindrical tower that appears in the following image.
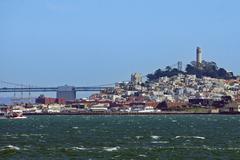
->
[196,47,202,68]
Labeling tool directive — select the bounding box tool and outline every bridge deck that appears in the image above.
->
[0,87,113,92]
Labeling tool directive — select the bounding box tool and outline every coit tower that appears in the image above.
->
[196,47,202,68]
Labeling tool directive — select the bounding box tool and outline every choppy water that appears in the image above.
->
[0,115,240,159]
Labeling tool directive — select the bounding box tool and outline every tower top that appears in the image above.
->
[196,47,202,53]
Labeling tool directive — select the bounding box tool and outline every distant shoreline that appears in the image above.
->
[1,112,240,116]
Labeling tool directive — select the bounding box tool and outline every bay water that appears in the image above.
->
[0,115,240,159]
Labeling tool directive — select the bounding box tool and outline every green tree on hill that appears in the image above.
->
[147,61,235,81]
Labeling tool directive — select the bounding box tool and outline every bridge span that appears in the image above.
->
[0,85,114,101]
[0,86,113,92]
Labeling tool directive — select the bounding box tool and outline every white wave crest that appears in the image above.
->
[71,147,87,151]
[193,136,206,140]
[103,146,120,152]
[175,136,205,140]
[152,141,169,144]
[139,154,147,157]
[5,145,20,150]
[151,136,160,140]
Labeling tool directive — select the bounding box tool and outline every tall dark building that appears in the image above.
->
[56,85,76,101]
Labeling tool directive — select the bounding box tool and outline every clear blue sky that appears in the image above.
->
[1,0,240,88]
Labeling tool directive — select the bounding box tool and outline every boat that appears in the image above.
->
[89,104,109,112]
[138,106,156,113]
[4,109,27,119]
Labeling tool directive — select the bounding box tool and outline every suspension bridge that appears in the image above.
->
[0,61,184,101]
[0,80,115,101]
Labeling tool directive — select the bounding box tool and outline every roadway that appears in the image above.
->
[0,87,113,92]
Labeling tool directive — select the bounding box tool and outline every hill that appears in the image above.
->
[147,60,236,81]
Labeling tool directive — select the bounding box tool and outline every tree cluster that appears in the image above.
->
[147,61,235,81]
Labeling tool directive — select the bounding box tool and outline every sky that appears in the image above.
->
[0,0,240,92]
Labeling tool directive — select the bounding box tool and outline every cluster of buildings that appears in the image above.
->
[1,47,240,114]
[1,72,240,115]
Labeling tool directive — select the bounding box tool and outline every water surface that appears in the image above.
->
[0,115,240,159]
